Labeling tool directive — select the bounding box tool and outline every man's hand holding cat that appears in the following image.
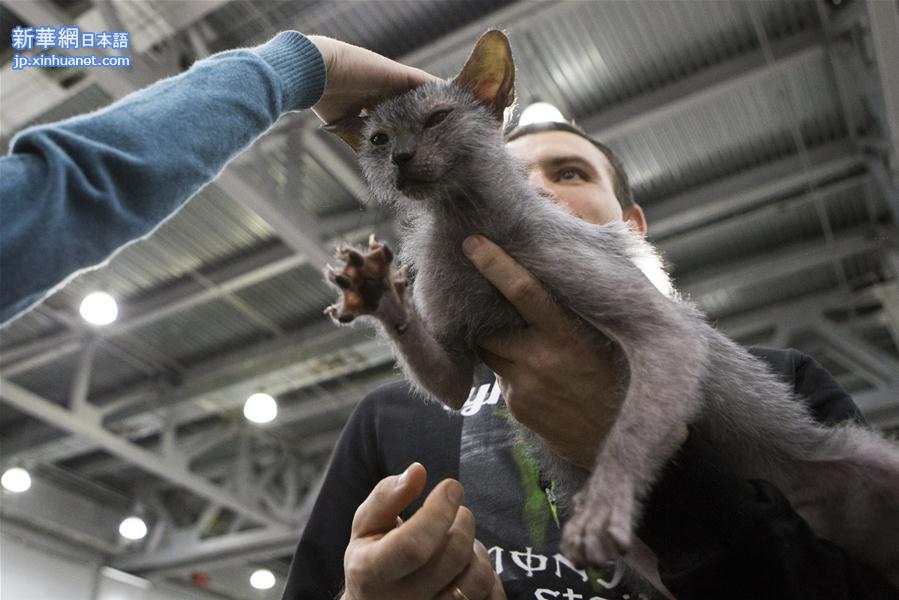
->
[463,234,689,468]
[341,462,505,600]
[308,36,438,124]
[462,235,621,469]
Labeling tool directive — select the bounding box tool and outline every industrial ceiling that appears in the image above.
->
[1,1,897,598]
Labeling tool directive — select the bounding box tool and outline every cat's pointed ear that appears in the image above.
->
[454,30,515,119]
[322,115,368,153]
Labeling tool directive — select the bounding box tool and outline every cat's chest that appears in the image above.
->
[410,244,524,346]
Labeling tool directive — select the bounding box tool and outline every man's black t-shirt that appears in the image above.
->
[282,348,898,600]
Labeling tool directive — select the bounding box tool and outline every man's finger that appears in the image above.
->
[366,478,466,579]
[351,462,426,538]
[406,506,477,596]
[462,235,566,331]
[489,571,507,599]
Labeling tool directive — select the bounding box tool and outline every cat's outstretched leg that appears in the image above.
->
[325,236,475,408]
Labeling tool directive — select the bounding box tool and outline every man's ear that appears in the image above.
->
[453,30,515,119]
[624,204,647,238]
[322,115,368,153]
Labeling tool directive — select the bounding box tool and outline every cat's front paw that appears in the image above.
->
[324,235,409,333]
[560,477,635,568]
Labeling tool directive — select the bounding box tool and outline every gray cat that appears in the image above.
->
[323,31,899,586]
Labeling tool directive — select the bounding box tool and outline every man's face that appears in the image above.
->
[506,130,640,231]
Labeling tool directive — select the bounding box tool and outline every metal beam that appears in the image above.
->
[0,475,121,555]
[148,0,231,33]
[112,524,299,575]
[581,30,824,142]
[680,228,884,310]
[875,250,899,350]
[656,173,870,260]
[0,225,375,377]
[716,288,880,342]
[2,324,394,466]
[113,472,325,575]
[854,383,899,429]
[0,213,393,378]
[105,332,392,428]
[647,141,861,240]
[70,337,99,413]
[866,0,899,185]
[400,0,564,70]
[301,130,368,205]
[81,429,341,482]
[810,318,899,385]
[0,378,287,529]
[867,156,899,230]
[217,167,332,270]
[713,288,899,427]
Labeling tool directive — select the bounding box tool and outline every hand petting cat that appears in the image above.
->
[308,36,439,124]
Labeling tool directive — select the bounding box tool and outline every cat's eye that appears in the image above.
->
[424,109,452,129]
[370,132,389,145]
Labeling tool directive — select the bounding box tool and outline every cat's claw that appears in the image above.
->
[560,478,635,568]
[324,236,408,329]
[368,233,394,261]
[337,245,365,268]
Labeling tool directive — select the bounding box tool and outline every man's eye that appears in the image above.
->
[557,168,586,181]
[424,109,452,128]
[370,132,389,145]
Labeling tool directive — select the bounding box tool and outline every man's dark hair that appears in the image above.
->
[504,121,634,210]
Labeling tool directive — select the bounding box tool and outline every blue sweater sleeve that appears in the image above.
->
[0,31,325,325]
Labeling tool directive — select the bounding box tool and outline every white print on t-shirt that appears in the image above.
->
[456,382,502,415]
[487,545,631,589]
[534,592,650,600]
[487,545,635,599]
[489,545,586,580]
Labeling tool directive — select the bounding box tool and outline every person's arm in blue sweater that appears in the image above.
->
[0,32,434,326]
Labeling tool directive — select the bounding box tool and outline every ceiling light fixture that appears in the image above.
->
[79,291,118,325]
[250,569,275,590]
[518,102,566,127]
[1,467,32,493]
[243,392,277,424]
[118,515,148,540]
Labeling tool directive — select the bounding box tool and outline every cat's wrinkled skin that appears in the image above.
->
[324,30,899,585]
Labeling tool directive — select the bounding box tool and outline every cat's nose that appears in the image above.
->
[391,149,415,166]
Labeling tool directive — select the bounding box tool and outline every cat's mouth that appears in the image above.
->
[395,174,435,192]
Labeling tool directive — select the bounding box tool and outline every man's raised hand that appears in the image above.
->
[342,462,504,600]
